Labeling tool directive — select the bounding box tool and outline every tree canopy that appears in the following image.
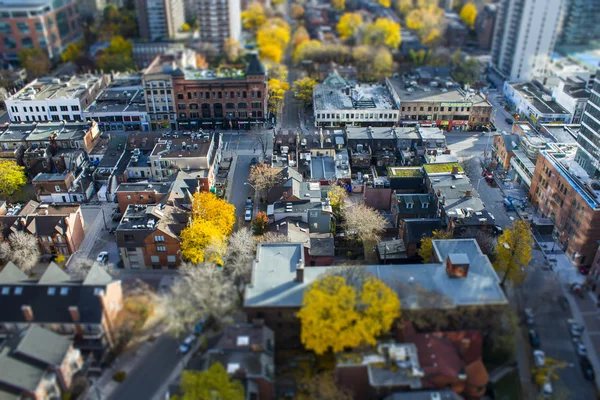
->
[0,232,39,274]
[0,161,26,197]
[331,0,345,11]
[494,220,533,287]
[418,229,453,262]
[172,363,244,400]
[241,2,266,32]
[337,13,364,40]
[18,49,50,78]
[459,3,478,28]
[363,18,402,49]
[292,77,318,107]
[256,19,291,63]
[97,36,134,72]
[298,274,400,354]
[189,192,236,237]
[293,40,322,64]
[248,163,280,194]
[343,203,386,244]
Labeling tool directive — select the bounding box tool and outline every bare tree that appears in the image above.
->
[156,262,235,336]
[225,227,255,301]
[458,227,496,256]
[248,163,279,195]
[343,203,386,244]
[0,231,39,274]
[249,129,273,161]
[458,155,481,178]
[258,232,290,243]
[68,258,117,279]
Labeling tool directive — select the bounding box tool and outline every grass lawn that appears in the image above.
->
[494,370,523,400]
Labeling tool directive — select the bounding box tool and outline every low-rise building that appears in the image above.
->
[313,73,399,127]
[5,75,109,123]
[270,199,333,234]
[32,172,94,203]
[503,81,572,127]
[346,126,398,168]
[0,201,85,257]
[115,182,171,214]
[269,218,334,266]
[244,239,507,347]
[0,326,84,400]
[391,193,437,227]
[0,261,123,358]
[387,167,425,193]
[116,204,187,269]
[551,78,590,124]
[492,134,520,170]
[398,218,444,258]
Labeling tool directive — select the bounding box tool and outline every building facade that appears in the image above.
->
[575,72,600,178]
[474,3,497,50]
[503,81,572,127]
[0,0,81,62]
[135,0,185,41]
[190,0,241,49]
[552,78,590,124]
[558,0,600,46]
[491,0,563,81]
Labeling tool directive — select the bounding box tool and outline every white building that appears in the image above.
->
[552,78,590,124]
[491,0,564,82]
[189,0,241,49]
[5,75,109,123]
[313,73,399,127]
[136,0,185,41]
[503,81,572,127]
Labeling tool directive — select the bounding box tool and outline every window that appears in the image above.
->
[60,287,69,295]
[406,203,414,209]
[0,22,11,34]
[60,106,68,111]
[156,246,166,252]
[94,288,104,296]
[21,37,33,49]
[422,202,429,208]
[167,255,176,263]
[177,93,184,100]
[1,287,9,295]
[71,105,79,111]
[47,287,56,295]
[16,22,30,34]
[3,37,16,49]
[150,255,160,263]
[154,235,165,242]
[55,185,61,192]
[14,287,22,295]
[243,91,247,98]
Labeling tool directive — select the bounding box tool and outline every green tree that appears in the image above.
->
[97,36,134,72]
[292,77,317,107]
[0,161,26,197]
[18,49,50,78]
[172,363,244,400]
[418,229,453,262]
[61,41,84,63]
[451,51,481,86]
[494,220,533,287]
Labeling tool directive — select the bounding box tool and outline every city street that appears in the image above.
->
[229,154,253,227]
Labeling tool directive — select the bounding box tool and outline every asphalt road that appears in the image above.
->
[229,154,253,229]
[514,250,597,400]
[108,335,182,400]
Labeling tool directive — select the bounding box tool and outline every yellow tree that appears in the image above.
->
[532,357,566,387]
[405,4,443,45]
[172,363,244,400]
[328,185,348,219]
[395,0,414,14]
[332,0,345,11]
[292,26,310,48]
[460,3,477,28]
[223,38,242,63]
[494,220,533,287]
[291,3,305,20]
[189,192,236,236]
[61,41,83,63]
[373,47,393,77]
[242,2,266,32]
[180,220,226,265]
[296,372,353,400]
[292,77,318,107]
[293,39,322,64]
[266,61,288,81]
[181,23,191,32]
[298,275,400,355]
[422,28,441,46]
[378,0,391,7]
[363,18,402,50]
[337,12,364,40]
[257,21,291,63]
[259,45,284,63]
[418,230,454,262]
[268,78,289,114]
[0,161,26,196]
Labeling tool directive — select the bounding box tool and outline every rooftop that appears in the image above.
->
[86,87,146,114]
[9,75,106,102]
[429,175,485,215]
[314,78,397,111]
[423,163,463,175]
[387,167,423,178]
[346,126,398,141]
[150,135,216,160]
[540,124,579,144]
[116,182,172,194]
[387,77,477,104]
[508,81,571,115]
[0,121,97,143]
[244,239,507,309]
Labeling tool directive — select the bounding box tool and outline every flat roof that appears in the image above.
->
[0,121,94,143]
[387,167,423,178]
[9,75,105,102]
[151,137,214,159]
[423,163,463,174]
[86,88,146,114]
[346,126,397,140]
[387,77,473,103]
[244,239,507,309]
[508,81,571,115]
[314,82,397,111]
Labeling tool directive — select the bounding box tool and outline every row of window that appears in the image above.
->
[178,111,262,119]
[177,90,261,100]
[0,286,103,296]
[401,105,471,113]
[10,105,79,113]
[177,102,261,110]
[317,112,397,120]
[13,114,81,122]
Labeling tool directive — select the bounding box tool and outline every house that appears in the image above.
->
[116,204,187,269]
[398,218,444,258]
[269,218,335,266]
[0,262,123,358]
[387,167,425,193]
[346,126,399,168]
[270,199,333,234]
[0,202,85,257]
[91,135,130,201]
[391,193,437,226]
[32,172,95,203]
[125,149,153,181]
[115,182,171,214]
[492,134,520,170]
[186,323,275,400]
[266,167,304,204]
[0,326,84,400]
[244,239,507,347]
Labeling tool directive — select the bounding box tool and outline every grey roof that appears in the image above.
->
[14,326,72,366]
[384,389,462,400]
[429,175,485,213]
[314,79,397,111]
[502,134,521,152]
[0,263,27,284]
[37,263,71,285]
[244,239,507,310]
[508,81,571,115]
[402,219,444,244]
[309,234,335,257]
[448,253,470,264]
[310,156,336,180]
[393,194,436,216]
[205,350,273,380]
[245,53,266,76]
[83,265,114,286]
[346,126,398,140]
[0,346,46,392]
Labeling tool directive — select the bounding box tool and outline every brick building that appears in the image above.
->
[32,172,94,203]
[492,134,520,170]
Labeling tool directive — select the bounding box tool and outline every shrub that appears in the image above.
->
[113,370,127,382]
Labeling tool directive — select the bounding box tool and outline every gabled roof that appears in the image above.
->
[14,326,72,366]
[246,53,266,76]
[0,263,28,284]
[83,265,114,286]
[37,263,70,285]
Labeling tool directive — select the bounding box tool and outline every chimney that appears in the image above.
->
[296,261,305,282]
[445,254,470,278]
[21,305,34,321]
[68,306,80,322]
[464,190,472,197]
[451,165,459,175]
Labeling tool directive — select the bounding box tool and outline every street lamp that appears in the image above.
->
[244,182,256,190]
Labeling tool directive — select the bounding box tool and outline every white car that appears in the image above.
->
[569,321,584,337]
[542,380,553,398]
[524,308,535,325]
[244,209,252,222]
[533,350,546,367]
[96,251,109,265]
[179,335,196,354]
[575,340,587,356]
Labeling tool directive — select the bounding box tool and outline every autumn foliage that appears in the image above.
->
[172,363,244,400]
[494,220,533,287]
[298,274,401,354]
[257,18,291,63]
[418,229,453,262]
[363,18,402,49]
[0,160,26,196]
[460,2,478,28]
[337,12,363,40]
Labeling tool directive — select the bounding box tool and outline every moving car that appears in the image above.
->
[179,335,196,354]
[576,341,587,356]
[96,252,109,265]
[505,117,514,125]
[580,357,595,381]
[533,349,546,367]
[245,209,252,222]
[529,329,541,348]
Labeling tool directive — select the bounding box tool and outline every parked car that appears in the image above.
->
[580,357,595,381]
[542,380,553,398]
[179,335,196,354]
[533,349,546,367]
[245,209,252,222]
[569,320,584,337]
[529,329,541,348]
[250,157,258,167]
[524,308,535,326]
[576,341,587,356]
[579,265,591,275]
[96,251,109,265]
[245,197,252,210]
[194,317,206,335]
[505,117,514,125]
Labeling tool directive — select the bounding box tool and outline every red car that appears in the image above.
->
[579,266,591,275]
